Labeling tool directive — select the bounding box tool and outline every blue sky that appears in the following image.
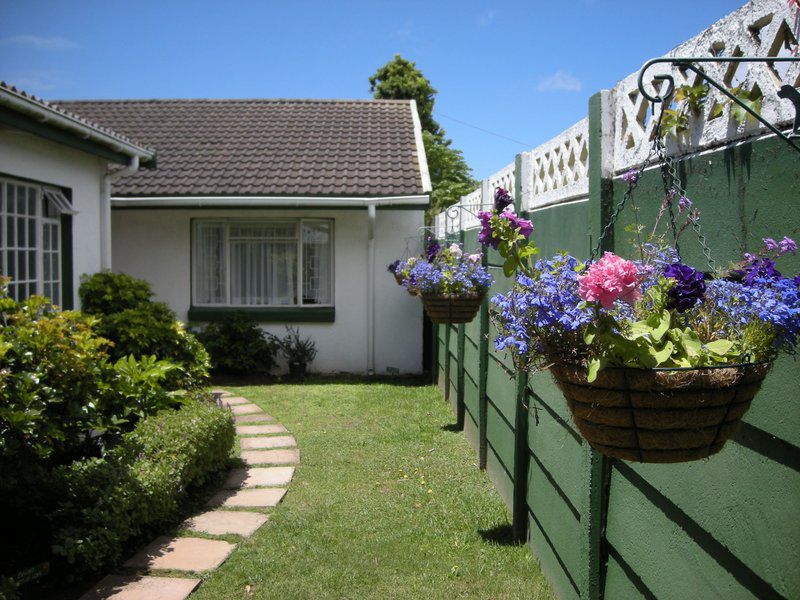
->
[0,0,744,180]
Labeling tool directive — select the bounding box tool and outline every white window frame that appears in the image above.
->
[0,177,71,305]
[192,218,335,308]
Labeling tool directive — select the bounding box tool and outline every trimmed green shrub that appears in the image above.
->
[197,312,278,374]
[77,271,153,315]
[50,398,234,577]
[79,272,210,390]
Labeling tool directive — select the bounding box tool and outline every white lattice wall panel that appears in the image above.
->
[613,0,800,172]
[455,188,483,231]
[524,118,590,211]
[487,162,516,198]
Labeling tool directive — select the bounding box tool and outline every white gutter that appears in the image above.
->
[110,194,430,208]
[0,86,155,162]
[101,157,140,269]
[366,204,376,375]
[409,100,432,193]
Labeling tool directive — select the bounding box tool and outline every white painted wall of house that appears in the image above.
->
[111,207,424,374]
[0,127,106,308]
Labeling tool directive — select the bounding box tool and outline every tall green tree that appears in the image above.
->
[370,55,476,219]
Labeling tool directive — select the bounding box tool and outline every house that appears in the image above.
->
[0,82,155,309]
[54,98,431,374]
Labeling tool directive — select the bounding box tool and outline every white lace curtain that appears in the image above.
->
[193,220,332,306]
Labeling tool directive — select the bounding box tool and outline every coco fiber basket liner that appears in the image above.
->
[550,362,771,463]
[421,293,483,324]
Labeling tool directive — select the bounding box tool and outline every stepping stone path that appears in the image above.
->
[81,390,297,599]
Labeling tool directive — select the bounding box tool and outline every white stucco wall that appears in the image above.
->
[0,126,107,308]
[111,207,424,374]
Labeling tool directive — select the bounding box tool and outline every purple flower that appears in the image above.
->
[763,238,780,252]
[477,210,497,249]
[494,187,513,211]
[426,242,441,262]
[664,262,706,312]
[503,212,533,239]
[622,169,639,184]
[741,258,782,286]
[779,236,797,256]
[387,260,401,273]
[678,196,692,213]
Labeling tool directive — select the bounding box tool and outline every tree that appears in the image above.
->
[422,131,475,217]
[369,54,443,138]
[370,55,476,219]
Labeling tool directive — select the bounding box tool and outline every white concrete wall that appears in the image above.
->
[0,126,107,308]
[111,207,424,374]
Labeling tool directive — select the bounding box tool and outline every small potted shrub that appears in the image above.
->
[275,326,318,378]
[404,242,493,324]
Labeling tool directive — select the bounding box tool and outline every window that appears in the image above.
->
[193,219,333,307]
[0,178,71,304]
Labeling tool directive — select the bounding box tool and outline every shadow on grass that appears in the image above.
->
[479,524,523,547]
[212,372,433,387]
[440,422,463,432]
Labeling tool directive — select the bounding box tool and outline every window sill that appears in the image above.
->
[188,306,335,323]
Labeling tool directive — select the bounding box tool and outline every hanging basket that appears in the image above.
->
[550,362,771,463]
[421,293,483,324]
[393,272,405,286]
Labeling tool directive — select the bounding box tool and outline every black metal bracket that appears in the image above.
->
[637,56,800,154]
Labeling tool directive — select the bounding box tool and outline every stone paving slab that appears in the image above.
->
[236,423,287,435]
[183,510,268,537]
[208,487,287,508]
[221,396,250,406]
[211,389,232,397]
[230,403,265,415]
[240,448,300,465]
[79,575,200,600]
[234,413,275,423]
[224,466,295,489]
[124,536,235,572]
[240,435,296,450]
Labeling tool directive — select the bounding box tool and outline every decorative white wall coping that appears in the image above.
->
[524,118,590,211]
[612,0,799,172]
[435,0,798,235]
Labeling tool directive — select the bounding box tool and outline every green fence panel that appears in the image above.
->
[602,134,800,600]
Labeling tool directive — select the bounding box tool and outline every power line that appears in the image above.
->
[434,110,533,148]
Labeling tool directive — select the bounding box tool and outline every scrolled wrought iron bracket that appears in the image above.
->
[637,56,800,154]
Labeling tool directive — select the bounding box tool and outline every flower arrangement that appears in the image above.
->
[390,242,493,323]
[480,186,800,462]
[404,243,491,297]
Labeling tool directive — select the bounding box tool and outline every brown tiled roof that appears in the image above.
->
[53,98,426,198]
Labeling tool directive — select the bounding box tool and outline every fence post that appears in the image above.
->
[511,370,530,542]
[582,89,616,600]
[477,182,491,468]
[443,324,451,402]
[456,230,467,429]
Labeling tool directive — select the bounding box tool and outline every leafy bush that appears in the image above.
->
[0,279,198,582]
[77,271,153,315]
[79,272,210,390]
[50,398,234,577]
[0,293,114,461]
[197,312,278,374]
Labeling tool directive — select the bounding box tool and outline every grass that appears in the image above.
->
[192,379,553,600]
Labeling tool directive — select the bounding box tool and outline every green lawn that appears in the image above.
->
[193,379,553,600]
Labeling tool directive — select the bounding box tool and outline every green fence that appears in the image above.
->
[434,91,800,599]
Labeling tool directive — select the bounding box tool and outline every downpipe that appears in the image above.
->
[101,156,139,270]
[367,204,376,375]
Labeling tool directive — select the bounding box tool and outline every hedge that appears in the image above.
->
[49,398,235,577]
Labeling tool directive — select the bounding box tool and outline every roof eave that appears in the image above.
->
[110,194,430,208]
[0,85,156,165]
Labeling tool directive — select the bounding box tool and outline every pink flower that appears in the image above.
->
[578,252,641,308]
[467,253,482,263]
